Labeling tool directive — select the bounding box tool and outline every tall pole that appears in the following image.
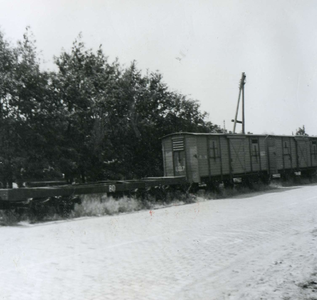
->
[242,78,245,134]
[232,72,246,134]
[233,89,242,133]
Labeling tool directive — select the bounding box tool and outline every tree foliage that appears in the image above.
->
[295,125,308,136]
[0,28,59,186]
[0,30,220,186]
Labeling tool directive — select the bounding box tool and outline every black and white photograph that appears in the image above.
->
[0,1,317,299]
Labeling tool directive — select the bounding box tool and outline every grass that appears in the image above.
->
[71,194,143,217]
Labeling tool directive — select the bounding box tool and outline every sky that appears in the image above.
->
[0,0,316,135]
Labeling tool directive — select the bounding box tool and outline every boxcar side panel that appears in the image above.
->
[310,138,317,167]
[228,136,251,174]
[208,136,223,176]
[290,138,297,170]
[248,136,261,172]
[186,136,200,183]
[220,136,230,175]
[281,137,292,170]
[197,136,209,178]
[258,137,268,171]
[162,138,174,176]
[295,138,310,169]
[274,137,284,172]
[267,137,277,174]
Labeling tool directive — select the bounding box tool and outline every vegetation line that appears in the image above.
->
[0,28,222,188]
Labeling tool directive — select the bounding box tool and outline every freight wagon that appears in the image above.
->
[162,132,317,187]
[1,132,317,211]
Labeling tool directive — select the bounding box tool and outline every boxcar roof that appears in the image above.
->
[162,132,316,139]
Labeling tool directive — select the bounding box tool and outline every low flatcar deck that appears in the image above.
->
[0,176,186,202]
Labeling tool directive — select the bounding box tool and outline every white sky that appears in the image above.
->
[1,0,316,135]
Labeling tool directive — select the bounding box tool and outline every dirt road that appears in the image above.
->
[1,184,317,299]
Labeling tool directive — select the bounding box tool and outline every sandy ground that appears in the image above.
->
[1,184,317,300]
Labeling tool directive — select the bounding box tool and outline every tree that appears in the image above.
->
[296,125,308,136]
[53,36,121,181]
[0,30,221,185]
[0,28,66,186]
[0,28,48,186]
[53,49,221,180]
[112,62,221,178]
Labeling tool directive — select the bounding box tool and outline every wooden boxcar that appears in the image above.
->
[162,133,317,184]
